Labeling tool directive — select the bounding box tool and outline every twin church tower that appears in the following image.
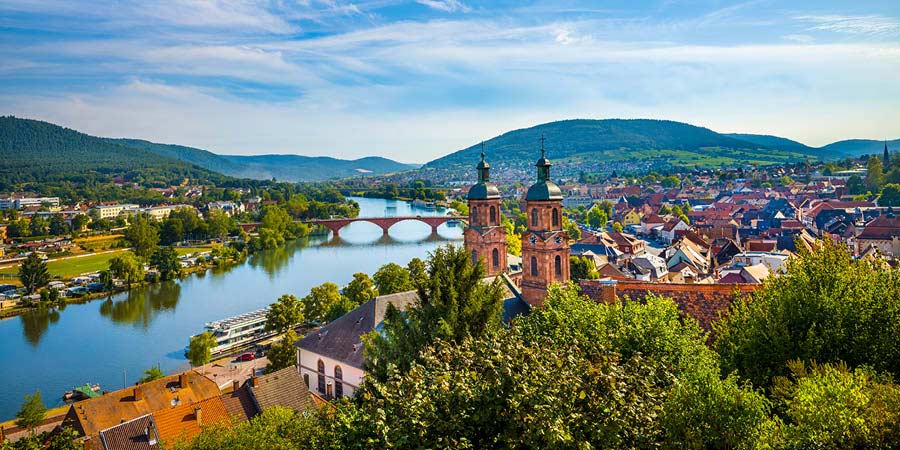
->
[463,141,570,306]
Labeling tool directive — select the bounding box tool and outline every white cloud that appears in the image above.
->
[783,34,814,44]
[415,0,470,13]
[798,14,900,36]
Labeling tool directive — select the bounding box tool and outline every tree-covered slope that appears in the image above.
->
[424,119,796,169]
[0,116,224,187]
[724,133,814,153]
[820,138,900,158]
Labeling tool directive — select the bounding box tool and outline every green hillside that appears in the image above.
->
[820,139,900,158]
[0,116,225,188]
[424,119,812,173]
[112,138,416,181]
[724,133,814,153]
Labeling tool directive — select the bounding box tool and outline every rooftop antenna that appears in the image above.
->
[480,141,485,161]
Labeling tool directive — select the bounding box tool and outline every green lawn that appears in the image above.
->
[0,249,131,279]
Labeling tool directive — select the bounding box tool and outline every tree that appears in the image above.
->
[587,207,608,228]
[266,294,304,333]
[266,330,299,374]
[19,253,49,294]
[715,239,900,388]
[28,216,47,236]
[504,223,522,256]
[138,365,164,383]
[363,244,505,382]
[159,217,184,245]
[612,221,624,232]
[206,209,232,239]
[562,216,581,240]
[48,213,68,235]
[109,253,144,287]
[71,213,90,233]
[569,255,599,281]
[406,258,427,287]
[373,263,412,295]
[343,272,378,305]
[302,282,344,323]
[878,183,900,207]
[125,214,159,258]
[150,247,180,280]
[187,332,216,367]
[867,156,885,191]
[15,390,46,434]
[98,270,114,291]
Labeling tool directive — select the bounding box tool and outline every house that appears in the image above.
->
[621,209,642,227]
[62,371,221,444]
[628,254,668,281]
[729,251,790,273]
[856,212,900,258]
[297,279,530,399]
[207,201,245,217]
[640,213,666,235]
[666,238,709,274]
[98,415,160,450]
[660,218,691,244]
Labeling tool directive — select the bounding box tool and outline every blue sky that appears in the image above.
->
[1,0,899,163]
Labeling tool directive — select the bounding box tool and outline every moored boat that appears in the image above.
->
[188,308,276,356]
[62,383,101,402]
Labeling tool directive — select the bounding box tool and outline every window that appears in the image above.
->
[317,359,325,394]
[531,209,538,227]
[471,250,478,266]
[555,255,562,277]
[492,248,499,268]
[530,256,538,276]
[472,206,478,224]
[490,206,497,224]
[552,208,559,227]
[334,366,344,398]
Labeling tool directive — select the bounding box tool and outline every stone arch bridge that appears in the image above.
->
[239,216,464,237]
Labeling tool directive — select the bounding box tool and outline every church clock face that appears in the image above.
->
[555,235,562,245]
[529,235,537,245]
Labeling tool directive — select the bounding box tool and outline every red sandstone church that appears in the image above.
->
[463,144,570,307]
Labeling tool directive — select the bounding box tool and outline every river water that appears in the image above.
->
[0,197,461,418]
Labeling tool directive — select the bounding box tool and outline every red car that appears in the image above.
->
[237,353,255,361]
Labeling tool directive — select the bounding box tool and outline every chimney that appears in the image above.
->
[251,376,259,388]
[194,407,202,427]
[599,279,617,304]
[1,425,5,442]
[134,387,144,402]
[178,373,186,389]
[232,380,240,391]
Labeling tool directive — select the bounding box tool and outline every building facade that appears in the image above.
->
[464,150,507,277]
[520,147,570,306]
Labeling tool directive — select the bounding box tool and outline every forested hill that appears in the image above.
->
[0,116,225,188]
[820,138,900,158]
[423,119,803,170]
[723,133,814,153]
[111,139,417,181]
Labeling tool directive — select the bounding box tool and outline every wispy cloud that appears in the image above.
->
[798,14,900,36]
[415,0,470,13]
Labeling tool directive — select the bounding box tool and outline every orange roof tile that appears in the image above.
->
[152,396,230,445]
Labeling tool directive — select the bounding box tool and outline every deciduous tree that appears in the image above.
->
[266,330,298,374]
[266,294,304,333]
[19,253,49,294]
[15,390,46,434]
[373,263,412,295]
[187,332,216,367]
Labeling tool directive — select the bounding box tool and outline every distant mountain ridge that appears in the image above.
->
[113,138,416,181]
[424,119,899,170]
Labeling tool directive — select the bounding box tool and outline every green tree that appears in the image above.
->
[138,365,164,383]
[109,253,144,287]
[867,156,885,191]
[48,213,68,235]
[71,213,90,233]
[266,330,299,374]
[18,253,49,294]
[159,217,184,245]
[715,239,900,388]
[28,216,47,236]
[150,247,180,280]
[373,263,413,295]
[612,221,624,232]
[878,183,900,207]
[503,219,522,256]
[125,214,159,258]
[343,272,378,305]
[186,332,217,367]
[206,209,233,239]
[847,174,867,195]
[406,257,427,287]
[98,270,114,291]
[363,244,505,382]
[265,294,304,333]
[302,282,344,323]
[587,207,608,228]
[569,255,599,281]
[15,390,46,434]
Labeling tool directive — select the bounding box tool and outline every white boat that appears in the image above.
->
[191,308,276,355]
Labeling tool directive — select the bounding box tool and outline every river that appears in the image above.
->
[0,197,461,419]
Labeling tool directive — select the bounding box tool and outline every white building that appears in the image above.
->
[730,251,790,273]
[207,201,245,217]
[0,196,61,210]
[92,203,140,219]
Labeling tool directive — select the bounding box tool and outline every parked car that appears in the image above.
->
[237,352,255,362]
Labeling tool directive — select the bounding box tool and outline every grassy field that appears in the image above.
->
[74,234,125,252]
[0,249,130,279]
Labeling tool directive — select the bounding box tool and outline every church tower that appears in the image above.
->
[464,146,507,277]
[521,138,570,306]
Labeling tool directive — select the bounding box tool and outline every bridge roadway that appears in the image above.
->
[238,215,465,237]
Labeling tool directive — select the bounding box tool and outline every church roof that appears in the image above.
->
[526,181,563,201]
[468,183,501,200]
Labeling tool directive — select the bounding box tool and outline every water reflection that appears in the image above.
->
[20,308,61,347]
[99,281,181,328]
